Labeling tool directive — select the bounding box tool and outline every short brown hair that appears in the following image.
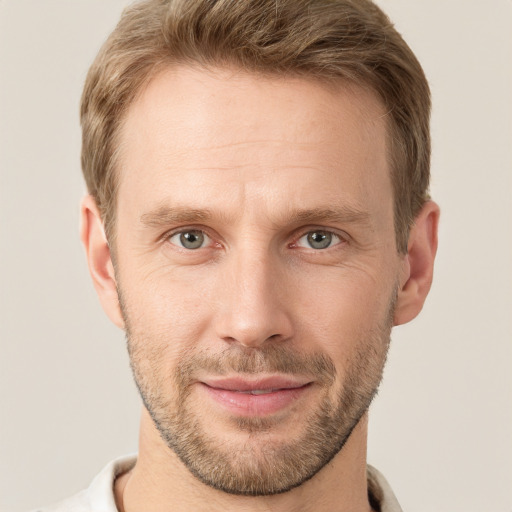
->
[81,0,431,253]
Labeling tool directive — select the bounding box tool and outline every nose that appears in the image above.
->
[214,248,294,348]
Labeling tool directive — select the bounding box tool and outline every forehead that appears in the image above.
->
[116,65,391,223]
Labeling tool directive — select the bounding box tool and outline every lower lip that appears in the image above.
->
[200,383,311,416]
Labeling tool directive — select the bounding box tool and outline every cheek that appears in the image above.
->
[119,244,397,362]
[294,270,394,356]
[120,264,218,347]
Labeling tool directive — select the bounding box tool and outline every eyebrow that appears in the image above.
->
[284,206,372,228]
[140,206,215,227]
[139,205,372,229]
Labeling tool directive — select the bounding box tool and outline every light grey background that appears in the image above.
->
[1,1,511,511]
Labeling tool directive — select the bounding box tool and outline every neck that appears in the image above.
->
[115,409,374,512]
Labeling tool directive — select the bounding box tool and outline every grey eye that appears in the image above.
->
[297,230,340,250]
[169,230,209,249]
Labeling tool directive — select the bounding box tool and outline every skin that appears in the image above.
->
[81,66,439,512]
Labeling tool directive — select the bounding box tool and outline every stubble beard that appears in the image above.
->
[123,298,394,496]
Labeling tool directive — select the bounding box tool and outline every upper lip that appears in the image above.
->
[201,375,312,392]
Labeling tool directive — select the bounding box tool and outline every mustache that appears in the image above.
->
[175,345,337,387]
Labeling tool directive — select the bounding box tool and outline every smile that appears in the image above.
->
[199,376,313,416]
[238,389,281,395]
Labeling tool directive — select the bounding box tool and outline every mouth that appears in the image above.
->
[236,388,287,395]
[198,376,313,416]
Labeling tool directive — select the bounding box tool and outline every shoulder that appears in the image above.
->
[367,465,403,512]
[29,489,90,512]
[29,455,137,512]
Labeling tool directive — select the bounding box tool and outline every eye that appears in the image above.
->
[296,230,341,250]
[168,230,210,250]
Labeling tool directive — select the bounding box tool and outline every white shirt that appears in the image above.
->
[33,455,403,512]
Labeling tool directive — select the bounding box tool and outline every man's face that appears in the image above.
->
[113,66,403,495]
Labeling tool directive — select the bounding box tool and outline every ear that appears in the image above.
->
[394,201,440,326]
[80,195,125,330]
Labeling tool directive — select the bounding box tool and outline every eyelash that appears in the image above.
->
[168,230,212,250]
[293,230,344,250]
[161,226,217,250]
[161,227,348,251]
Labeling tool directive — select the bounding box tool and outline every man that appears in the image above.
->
[38,0,439,510]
